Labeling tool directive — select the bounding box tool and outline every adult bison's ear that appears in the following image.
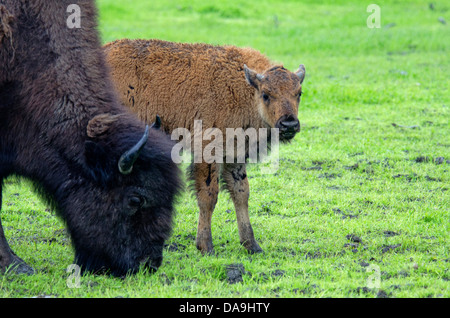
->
[295,64,306,84]
[244,64,264,89]
[87,113,121,139]
[84,113,120,183]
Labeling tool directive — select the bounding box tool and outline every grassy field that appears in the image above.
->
[1,0,449,298]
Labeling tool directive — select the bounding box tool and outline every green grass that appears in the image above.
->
[1,0,449,298]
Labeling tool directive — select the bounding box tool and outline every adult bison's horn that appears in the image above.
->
[295,64,306,84]
[118,125,149,175]
[151,115,162,130]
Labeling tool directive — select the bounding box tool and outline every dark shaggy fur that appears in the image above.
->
[0,0,181,276]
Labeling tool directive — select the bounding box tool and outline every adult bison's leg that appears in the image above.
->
[0,185,8,270]
[193,162,219,255]
[0,183,12,271]
[0,184,34,275]
[222,163,263,254]
[0,216,13,272]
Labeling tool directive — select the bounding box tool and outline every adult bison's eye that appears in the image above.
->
[262,92,270,103]
[128,196,143,209]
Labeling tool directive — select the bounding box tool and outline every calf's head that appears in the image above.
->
[59,114,181,277]
[244,64,306,141]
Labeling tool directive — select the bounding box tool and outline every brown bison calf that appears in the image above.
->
[104,39,306,255]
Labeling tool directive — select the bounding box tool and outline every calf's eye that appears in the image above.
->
[262,93,270,103]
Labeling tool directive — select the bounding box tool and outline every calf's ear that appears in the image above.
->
[244,64,264,90]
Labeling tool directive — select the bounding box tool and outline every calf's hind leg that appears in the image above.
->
[222,163,263,254]
[0,182,34,275]
[193,162,219,255]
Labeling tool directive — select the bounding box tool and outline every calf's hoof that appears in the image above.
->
[243,240,264,254]
[196,243,215,256]
[196,233,215,256]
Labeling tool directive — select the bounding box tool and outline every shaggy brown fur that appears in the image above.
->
[104,39,306,255]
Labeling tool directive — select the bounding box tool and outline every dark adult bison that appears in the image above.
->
[0,0,181,276]
[104,39,306,255]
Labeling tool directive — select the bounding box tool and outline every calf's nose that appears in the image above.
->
[278,115,300,133]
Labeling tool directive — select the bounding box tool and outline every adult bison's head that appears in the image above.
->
[244,64,305,142]
[58,113,181,277]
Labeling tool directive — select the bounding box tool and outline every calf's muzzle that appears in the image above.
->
[276,114,300,140]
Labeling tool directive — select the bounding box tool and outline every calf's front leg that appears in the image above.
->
[222,163,263,254]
